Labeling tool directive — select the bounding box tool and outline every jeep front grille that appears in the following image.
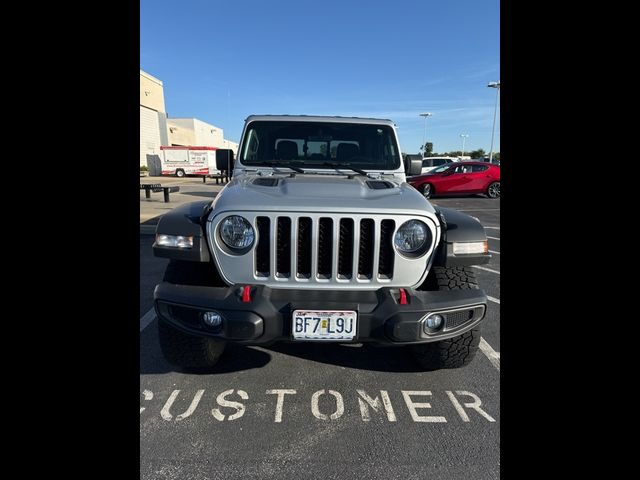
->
[255,216,392,281]
[208,212,440,290]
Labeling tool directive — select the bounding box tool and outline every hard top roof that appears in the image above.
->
[245,114,396,126]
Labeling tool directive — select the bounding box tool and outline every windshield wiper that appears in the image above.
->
[257,161,305,173]
[323,162,368,176]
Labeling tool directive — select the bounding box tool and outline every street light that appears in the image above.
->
[459,134,469,157]
[487,81,500,162]
[419,112,432,156]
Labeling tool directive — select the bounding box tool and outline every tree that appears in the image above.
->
[469,149,486,159]
[423,142,433,156]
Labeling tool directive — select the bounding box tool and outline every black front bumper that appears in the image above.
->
[154,283,487,345]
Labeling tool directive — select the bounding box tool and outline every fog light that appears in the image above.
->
[202,311,223,327]
[424,314,444,332]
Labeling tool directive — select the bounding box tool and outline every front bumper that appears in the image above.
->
[154,283,487,345]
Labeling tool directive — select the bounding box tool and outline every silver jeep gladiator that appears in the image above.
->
[152,115,491,370]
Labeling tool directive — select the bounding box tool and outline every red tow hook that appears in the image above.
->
[399,288,408,305]
[241,285,252,303]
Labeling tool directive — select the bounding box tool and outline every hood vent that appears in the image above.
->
[366,180,395,190]
[252,177,280,187]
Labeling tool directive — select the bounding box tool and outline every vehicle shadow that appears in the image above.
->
[262,342,426,373]
[139,324,272,375]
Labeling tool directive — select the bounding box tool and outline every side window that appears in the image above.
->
[433,159,447,167]
[422,159,431,168]
[472,164,489,172]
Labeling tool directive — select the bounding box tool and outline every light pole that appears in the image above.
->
[419,112,432,156]
[460,134,469,157]
[488,81,500,162]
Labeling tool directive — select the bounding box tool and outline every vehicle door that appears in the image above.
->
[436,164,471,192]
[421,159,433,174]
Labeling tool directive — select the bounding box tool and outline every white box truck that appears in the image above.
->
[158,146,221,177]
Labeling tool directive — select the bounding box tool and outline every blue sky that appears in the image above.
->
[141,0,499,154]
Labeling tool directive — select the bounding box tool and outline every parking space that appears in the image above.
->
[140,194,500,480]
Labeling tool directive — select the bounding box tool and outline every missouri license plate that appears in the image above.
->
[292,310,357,341]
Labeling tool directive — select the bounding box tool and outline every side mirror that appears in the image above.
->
[408,159,423,176]
[216,149,235,175]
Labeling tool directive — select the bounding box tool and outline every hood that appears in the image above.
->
[210,172,435,216]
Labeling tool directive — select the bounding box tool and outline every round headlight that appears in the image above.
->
[394,220,430,256]
[219,216,255,249]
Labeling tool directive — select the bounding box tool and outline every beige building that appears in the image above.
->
[168,118,238,155]
[140,70,239,165]
[222,139,239,153]
[140,70,169,166]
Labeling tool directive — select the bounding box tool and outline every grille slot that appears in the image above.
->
[296,217,312,277]
[445,310,473,329]
[255,217,270,276]
[317,218,333,278]
[358,219,375,278]
[338,219,354,279]
[378,220,395,278]
[276,217,291,277]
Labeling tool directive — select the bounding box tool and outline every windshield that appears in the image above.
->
[240,121,401,171]
[431,162,457,173]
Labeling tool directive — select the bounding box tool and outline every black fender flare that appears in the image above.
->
[152,200,213,262]
[432,207,491,267]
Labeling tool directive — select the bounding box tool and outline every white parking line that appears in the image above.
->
[479,337,500,371]
[489,250,500,255]
[140,308,156,332]
[140,225,157,235]
[473,265,500,275]
[487,296,500,304]
[487,236,500,240]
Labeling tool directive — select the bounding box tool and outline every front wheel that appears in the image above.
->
[175,169,185,178]
[158,259,227,369]
[158,320,226,369]
[420,183,433,199]
[487,181,500,198]
[411,266,482,370]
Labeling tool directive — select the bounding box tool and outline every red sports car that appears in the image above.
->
[408,161,500,199]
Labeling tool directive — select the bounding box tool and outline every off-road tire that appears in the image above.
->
[158,259,226,368]
[158,320,226,369]
[412,266,481,370]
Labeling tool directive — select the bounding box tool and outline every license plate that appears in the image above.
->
[292,310,357,341]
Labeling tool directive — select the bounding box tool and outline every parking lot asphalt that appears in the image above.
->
[140,193,501,480]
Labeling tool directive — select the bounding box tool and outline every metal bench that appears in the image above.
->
[140,184,180,203]
[200,171,230,184]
